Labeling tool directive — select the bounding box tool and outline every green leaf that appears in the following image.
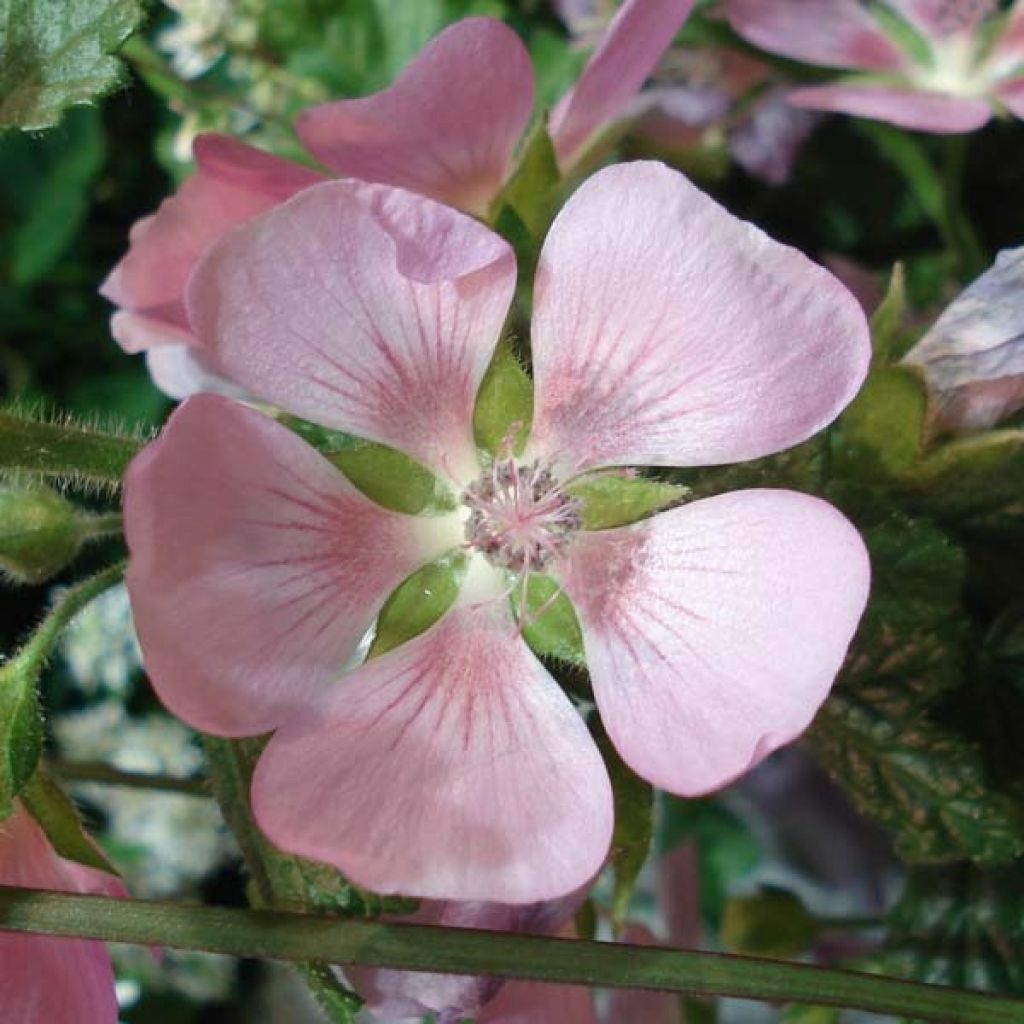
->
[331,441,454,515]
[721,887,819,959]
[496,121,560,237]
[473,340,534,457]
[567,471,688,530]
[0,0,143,131]
[517,574,586,666]
[19,768,119,875]
[0,408,144,490]
[0,105,105,283]
[810,503,1024,864]
[0,485,82,584]
[0,657,42,820]
[875,863,1024,996]
[594,722,654,933]
[865,2,935,66]
[369,557,462,659]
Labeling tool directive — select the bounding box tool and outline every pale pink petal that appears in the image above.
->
[726,0,908,72]
[187,180,515,482]
[295,19,534,215]
[251,593,613,902]
[992,3,1024,70]
[555,490,870,795]
[886,0,995,39]
[996,76,1024,119]
[787,84,993,132]
[353,894,585,1022]
[478,980,598,1023]
[729,87,820,186]
[527,162,869,473]
[605,926,683,1024]
[549,0,697,168]
[658,842,701,949]
[0,805,118,1024]
[144,344,247,401]
[904,245,1024,431]
[124,394,451,737]
[100,134,322,352]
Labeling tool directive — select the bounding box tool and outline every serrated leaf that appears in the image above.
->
[594,722,654,933]
[18,768,119,875]
[473,340,534,457]
[368,557,462,659]
[875,863,1024,995]
[0,656,42,819]
[721,887,819,959]
[567,471,688,530]
[516,573,586,666]
[0,0,143,132]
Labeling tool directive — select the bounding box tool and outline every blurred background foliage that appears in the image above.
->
[2,0,1024,1021]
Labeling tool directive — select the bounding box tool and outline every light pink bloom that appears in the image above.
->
[903,245,1024,432]
[101,5,694,380]
[727,0,1024,133]
[0,802,124,1023]
[124,162,871,903]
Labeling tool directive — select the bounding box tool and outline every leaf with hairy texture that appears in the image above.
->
[567,471,688,530]
[473,340,534,457]
[0,0,143,131]
[0,658,42,820]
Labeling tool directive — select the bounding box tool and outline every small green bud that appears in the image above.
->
[0,486,82,584]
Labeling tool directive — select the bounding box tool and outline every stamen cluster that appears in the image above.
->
[462,458,581,572]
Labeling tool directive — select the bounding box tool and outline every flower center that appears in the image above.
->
[461,458,581,572]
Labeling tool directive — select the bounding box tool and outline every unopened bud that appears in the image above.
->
[0,486,82,584]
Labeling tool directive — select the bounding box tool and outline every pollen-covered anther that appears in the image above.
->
[462,458,582,572]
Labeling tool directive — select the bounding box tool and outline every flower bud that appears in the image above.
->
[0,485,82,584]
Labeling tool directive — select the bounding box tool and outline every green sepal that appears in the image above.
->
[0,485,83,584]
[0,658,43,820]
[870,264,918,363]
[865,2,935,67]
[369,556,463,659]
[567,471,689,530]
[0,0,144,132]
[720,887,819,959]
[493,120,560,238]
[516,574,586,667]
[593,720,654,934]
[472,340,534,457]
[281,418,455,515]
[19,768,120,876]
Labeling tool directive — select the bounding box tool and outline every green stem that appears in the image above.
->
[941,136,986,279]
[10,562,125,675]
[77,513,124,543]
[52,761,207,797]
[1,889,1021,1023]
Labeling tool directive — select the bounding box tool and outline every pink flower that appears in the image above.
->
[124,162,871,903]
[727,0,1024,133]
[903,245,1024,433]
[100,5,695,375]
[0,802,124,1023]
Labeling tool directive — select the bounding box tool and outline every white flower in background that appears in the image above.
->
[59,583,141,696]
[158,0,237,79]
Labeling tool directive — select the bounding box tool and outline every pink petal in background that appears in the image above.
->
[726,0,908,72]
[527,162,870,473]
[549,0,697,169]
[100,134,322,352]
[296,19,534,215]
[124,394,449,737]
[556,490,870,796]
[251,592,613,903]
[787,84,993,132]
[187,180,515,482]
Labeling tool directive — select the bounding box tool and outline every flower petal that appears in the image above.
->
[887,0,995,39]
[554,490,870,795]
[992,4,1024,71]
[726,0,908,72]
[144,344,247,401]
[100,134,322,352]
[1,804,118,1024]
[295,18,534,215]
[549,0,697,168]
[787,84,993,132]
[124,394,450,737]
[996,76,1024,119]
[527,162,869,473]
[251,593,613,902]
[187,180,516,481]
[477,981,598,1023]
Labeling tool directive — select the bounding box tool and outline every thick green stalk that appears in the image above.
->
[0,889,1021,1023]
[52,761,207,797]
